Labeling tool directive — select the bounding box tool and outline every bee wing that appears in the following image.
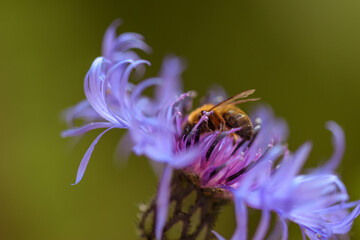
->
[232,98,261,105]
[209,89,256,111]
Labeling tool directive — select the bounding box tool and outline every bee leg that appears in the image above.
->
[219,121,225,131]
[206,111,225,132]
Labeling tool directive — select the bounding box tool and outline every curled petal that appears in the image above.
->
[330,202,360,234]
[72,127,115,185]
[320,121,345,173]
[102,19,122,59]
[84,57,119,124]
[118,60,151,117]
[102,19,151,60]
[61,122,114,137]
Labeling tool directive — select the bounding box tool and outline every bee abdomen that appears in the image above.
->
[236,126,253,141]
[222,112,253,140]
[222,112,247,128]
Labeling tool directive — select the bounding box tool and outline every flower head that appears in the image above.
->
[62,21,360,239]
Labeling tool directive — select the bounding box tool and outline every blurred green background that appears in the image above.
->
[1,0,360,239]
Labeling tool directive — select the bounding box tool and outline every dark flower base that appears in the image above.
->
[138,171,229,240]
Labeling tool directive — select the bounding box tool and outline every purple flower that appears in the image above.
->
[227,121,360,240]
[62,21,360,240]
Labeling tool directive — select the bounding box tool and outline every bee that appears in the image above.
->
[183,89,260,142]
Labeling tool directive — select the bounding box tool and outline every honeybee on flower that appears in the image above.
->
[62,20,360,240]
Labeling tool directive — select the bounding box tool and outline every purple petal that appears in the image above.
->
[319,200,360,214]
[72,127,115,185]
[171,146,201,168]
[102,19,122,58]
[253,210,271,240]
[61,122,114,137]
[267,219,283,240]
[115,36,152,53]
[300,226,307,240]
[273,142,312,185]
[280,218,288,240]
[118,60,151,117]
[320,121,345,172]
[331,203,360,233]
[84,57,119,123]
[231,199,248,240]
[212,230,226,240]
[84,58,138,127]
[156,56,185,104]
[130,77,161,117]
[226,145,283,186]
[155,165,173,240]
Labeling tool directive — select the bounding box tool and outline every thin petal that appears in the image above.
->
[84,57,119,123]
[61,122,114,137]
[72,127,115,185]
[212,230,226,240]
[155,165,173,240]
[320,121,345,172]
[267,219,283,240]
[116,36,151,53]
[299,225,306,240]
[156,56,185,103]
[331,203,360,233]
[102,19,122,58]
[280,218,288,240]
[272,142,312,186]
[231,199,248,240]
[253,210,271,240]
